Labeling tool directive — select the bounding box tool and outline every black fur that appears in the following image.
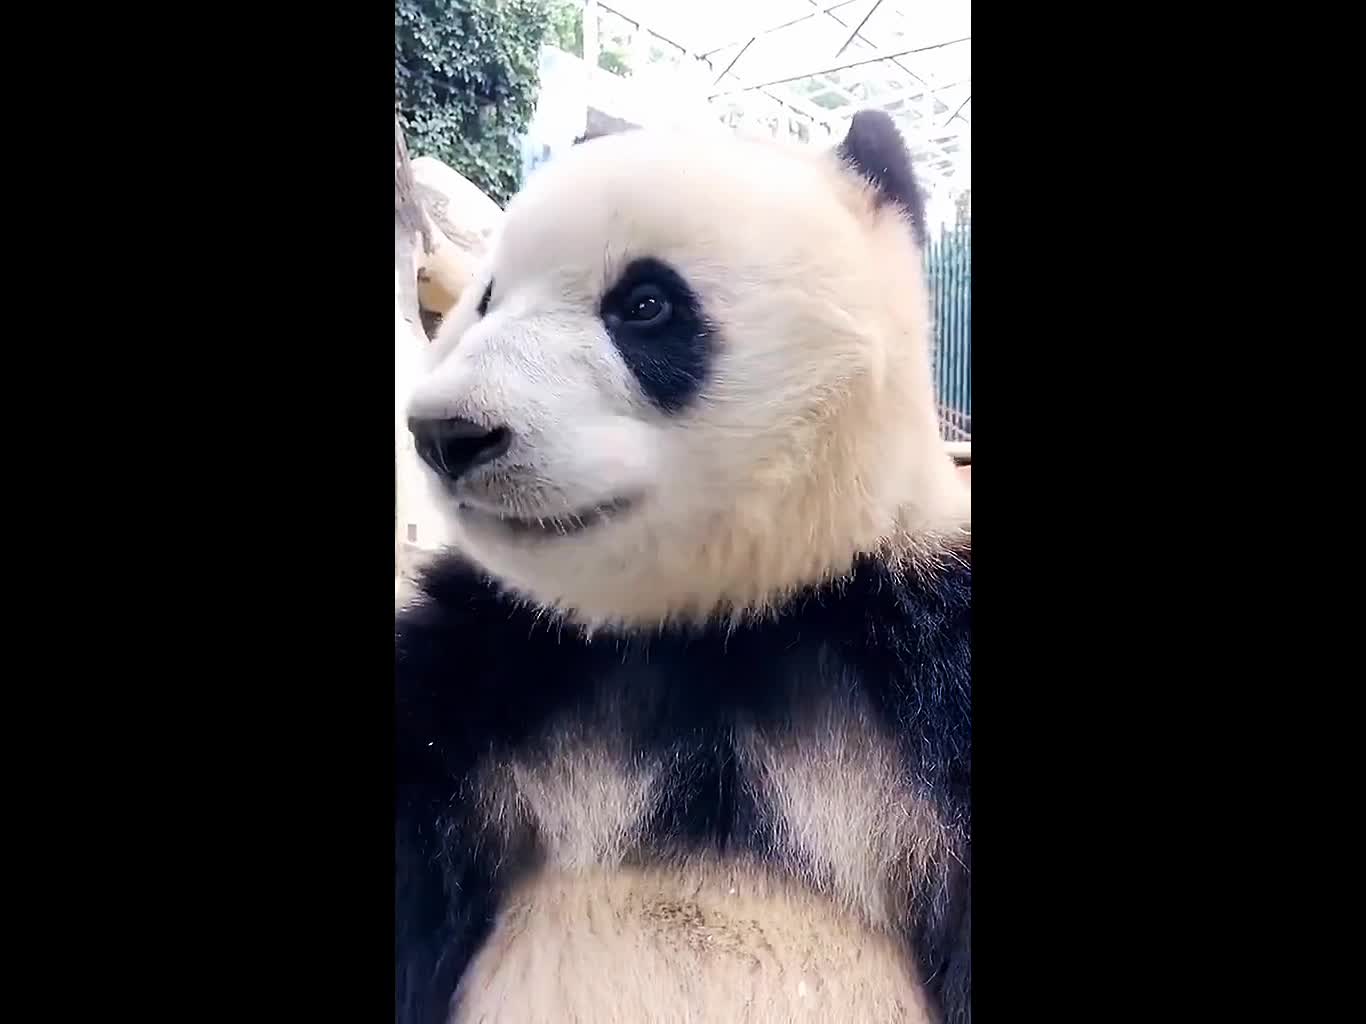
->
[572,127,632,145]
[599,257,715,413]
[396,546,972,1024]
[475,279,492,317]
[838,109,929,247]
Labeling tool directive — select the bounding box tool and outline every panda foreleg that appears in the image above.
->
[928,885,971,1024]
[395,778,497,1024]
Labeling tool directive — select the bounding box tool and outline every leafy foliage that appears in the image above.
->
[545,0,582,58]
[395,0,553,206]
[597,46,633,77]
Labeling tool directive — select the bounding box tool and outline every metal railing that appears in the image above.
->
[926,224,971,441]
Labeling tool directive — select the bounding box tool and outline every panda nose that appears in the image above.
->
[407,417,513,483]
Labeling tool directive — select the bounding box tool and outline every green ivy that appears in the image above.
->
[597,46,632,77]
[395,0,553,207]
[546,0,582,58]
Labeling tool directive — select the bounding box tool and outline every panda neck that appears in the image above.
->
[526,452,969,631]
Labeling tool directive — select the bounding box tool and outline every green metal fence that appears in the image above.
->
[925,225,972,441]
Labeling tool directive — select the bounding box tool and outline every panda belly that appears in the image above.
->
[452,860,933,1024]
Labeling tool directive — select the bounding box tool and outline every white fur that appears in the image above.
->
[478,743,662,872]
[407,129,968,628]
[470,689,961,940]
[412,129,968,1023]
[452,861,933,1024]
[736,690,964,930]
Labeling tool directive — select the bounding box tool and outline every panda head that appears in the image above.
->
[407,112,968,628]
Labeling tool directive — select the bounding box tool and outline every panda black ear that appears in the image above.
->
[836,110,928,246]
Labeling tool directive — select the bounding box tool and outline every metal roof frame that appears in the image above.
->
[582,1,970,201]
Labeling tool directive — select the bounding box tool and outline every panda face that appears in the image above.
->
[406,128,965,625]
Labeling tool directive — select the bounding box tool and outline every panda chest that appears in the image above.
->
[457,707,940,1024]
[476,733,668,870]
[473,697,934,921]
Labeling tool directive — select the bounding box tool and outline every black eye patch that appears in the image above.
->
[599,258,713,413]
[477,280,493,317]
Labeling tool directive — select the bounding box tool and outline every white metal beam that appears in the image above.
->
[833,0,883,59]
[598,0,844,135]
[696,1,865,58]
[584,0,599,68]
[707,36,971,100]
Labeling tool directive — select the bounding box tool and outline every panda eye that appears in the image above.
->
[621,284,671,327]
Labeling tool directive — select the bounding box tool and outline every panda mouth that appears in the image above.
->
[456,496,636,537]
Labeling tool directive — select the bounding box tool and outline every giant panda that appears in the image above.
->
[397,110,971,1024]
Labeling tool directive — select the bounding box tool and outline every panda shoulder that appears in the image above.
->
[395,555,551,687]
[823,542,971,665]
[823,541,972,740]
[398,555,505,630]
